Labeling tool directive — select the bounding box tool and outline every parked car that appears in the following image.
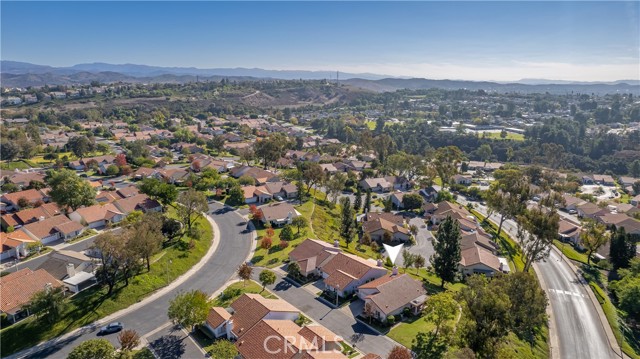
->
[98,322,123,335]
[275,195,284,201]
[568,209,578,215]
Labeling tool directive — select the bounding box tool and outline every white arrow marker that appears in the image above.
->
[383,243,404,265]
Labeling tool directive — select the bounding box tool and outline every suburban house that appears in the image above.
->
[113,194,162,214]
[34,250,97,293]
[429,202,479,233]
[288,239,341,278]
[241,182,298,204]
[1,202,61,230]
[6,172,46,188]
[453,174,473,186]
[419,186,440,202]
[390,191,422,210]
[592,174,616,186]
[1,189,50,211]
[361,212,410,243]
[562,194,587,211]
[318,252,388,298]
[69,155,116,174]
[577,202,608,220]
[0,230,36,260]
[204,293,346,359]
[21,215,85,244]
[597,213,640,236]
[258,203,300,227]
[190,155,234,173]
[557,219,582,245]
[459,244,505,276]
[357,272,427,323]
[632,194,640,207]
[461,232,499,254]
[0,268,63,323]
[359,176,411,193]
[69,203,125,229]
[230,166,279,184]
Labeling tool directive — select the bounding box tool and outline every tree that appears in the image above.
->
[402,250,415,273]
[260,237,273,249]
[384,197,393,212]
[118,329,140,352]
[354,190,363,212]
[300,162,325,196]
[226,185,246,206]
[280,225,294,241]
[424,292,458,337]
[325,172,347,203]
[259,270,276,292]
[610,259,640,321]
[176,189,208,231]
[129,213,164,271]
[167,290,211,332]
[287,261,301,279]
[610,227,636,270]
[238,175,256,186]
[581,221,609,265]
[477,144,492,164]
[254,133,290,168]
[139,178,178,207]
[518,206,559,271]
[629,159,640,178]
[27,180,46,190]
[484,168,529,238]
[459,276,511,358]
[291,216,308,234]
[237,263,253,286]
[434,146,464,186]
[431,216,461,288]
[207,340,238,359]
[364,190,372,212]
[17,197,31,209]
[114,153,127,167]
[387,345,412,359]
[24,286,66,324]
[67,339,115,359]
[493,272,548,341]
[67,135,94,158]
[93,232,124,295]
[47,169,96,210]
[105,164,119,177]
[339,197,355,247]
[402,193,423,210]
[414,254,425,274]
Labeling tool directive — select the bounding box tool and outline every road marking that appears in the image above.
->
[548,288,586,299]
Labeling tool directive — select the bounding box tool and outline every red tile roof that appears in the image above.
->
[0,268,63,314]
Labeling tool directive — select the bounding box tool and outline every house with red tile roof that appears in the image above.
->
[0,268,63,322]
[204,293,346,359]
[361,212,410,243]
[0,230,36,260]
[1,202,61,231]
[319,252,388,298]
[21,215,84,244]
[357,272,427,322]
[288,239,341,278]
[113,194,161,214]
[7,172,46,188]
[1,189,49,211]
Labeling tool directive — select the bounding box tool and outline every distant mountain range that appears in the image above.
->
[1,60,639,95]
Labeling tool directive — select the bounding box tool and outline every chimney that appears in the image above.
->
[66,263,76,278]
[333,240,340,248]
[39,216,45,222]
[392,266,398,275]
[225,319,234,339]
[377,259,383,267]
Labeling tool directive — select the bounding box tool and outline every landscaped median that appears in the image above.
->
[0,207,213,356]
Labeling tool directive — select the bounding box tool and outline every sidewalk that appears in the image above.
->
[5,213,222,359]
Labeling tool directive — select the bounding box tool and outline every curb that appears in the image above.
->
[549,245,623,358]
[5,212,221,359]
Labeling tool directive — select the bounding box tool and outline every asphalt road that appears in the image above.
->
[254,271,398,357]
[459,198,617,359]
[27,202,252,359]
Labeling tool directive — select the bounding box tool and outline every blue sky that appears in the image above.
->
[2,1,639,81]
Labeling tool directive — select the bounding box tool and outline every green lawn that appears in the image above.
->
[388,316,436,348]
[482,131,525,141]
[364,121,376,130]
[0,160,31,170]
[0,208,213,356]
[553,240,589,264]
[212,280,276,308]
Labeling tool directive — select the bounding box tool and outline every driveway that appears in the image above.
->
[398,217,434,267]
[254,271,398,357]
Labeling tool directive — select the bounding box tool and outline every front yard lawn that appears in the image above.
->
[388,316,436,348]
[0,207,213,356]
[212,280,276,307]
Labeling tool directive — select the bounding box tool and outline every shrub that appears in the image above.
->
[261,237,273,249]
[387,315,396,325]
[266,227,275,237]
[279,241,289,250]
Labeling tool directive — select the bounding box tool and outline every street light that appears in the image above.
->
[166,259,173,285]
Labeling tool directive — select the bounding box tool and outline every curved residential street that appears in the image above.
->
[458,198,619,359]
[13,202,252,359]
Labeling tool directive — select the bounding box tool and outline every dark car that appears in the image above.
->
[98,322,123,335]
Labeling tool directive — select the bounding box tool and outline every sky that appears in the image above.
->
[1,1,639,82]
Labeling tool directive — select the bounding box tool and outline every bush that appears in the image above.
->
[261,237,273,249]
[387,315,396,325]
[279,241,289,250]
[221,287,242,300]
